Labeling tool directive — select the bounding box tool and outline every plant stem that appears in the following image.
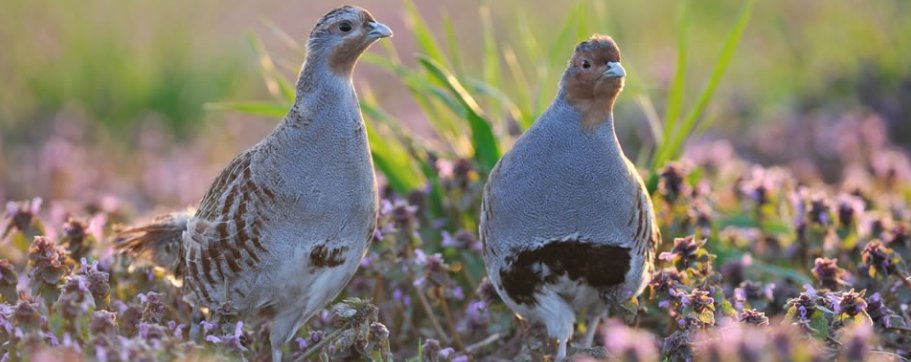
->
[292,322,350,362]
[415,286,451,344]
[439,292,465,350]
[465,332,503,353]
[894,270,911,289]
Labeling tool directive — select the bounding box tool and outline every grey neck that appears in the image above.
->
[278,53,355,129]
[548,87,620,140]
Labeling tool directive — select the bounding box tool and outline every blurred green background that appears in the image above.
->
[1,0,910,207]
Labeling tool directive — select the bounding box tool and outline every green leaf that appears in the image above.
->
[11,232,29,253]
[714,288,737,317]
[697,309,716,325]
[808,310,830,339]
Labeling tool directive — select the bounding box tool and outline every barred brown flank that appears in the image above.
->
[208,244,227,279]
[200,249,216,284]
[635,205,646,241]
[310,244,349,268]
[224,245,243,274]
[627,201,637,227]
[250,223,268,252]
[187,247,213,303]
[261,186,277,201]
[221,186,236,217]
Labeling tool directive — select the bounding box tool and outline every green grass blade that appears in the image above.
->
[480,3,501,88]
[417,56,501,170]
[666,0,756,161]
[467,78,525,131]
[502,45,533,127]
[441,14,464,76]
[261,18,305,56]
[647,0,755,193]
[636,95,663,146]
[204,101,289,118]
[547,2,583,69]
[539,3,584,114]
[575,0,590,40]
[661,0,690,148]
[247,33,297,102]
[361,101,425,194]
[363,52,464,152]
[402,0,447,65]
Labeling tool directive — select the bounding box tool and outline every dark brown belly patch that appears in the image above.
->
[498,240,631,306]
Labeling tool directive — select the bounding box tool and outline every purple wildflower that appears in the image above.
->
[840,322,874,361]
[0,259,17,303]
[62,218,92,260]
[295,336,309,351]
[2,197,42,238]
[812,258,849,290]
[602,319,659,361]
[369,322,389,340]
[200,320,218,334]
[458,300,490,333]
[28,235,72,301]
[422,339,442,359]
[861,240,897,277]
[738,309,770,326]
[659,163,688,202]
[475,277,500,305]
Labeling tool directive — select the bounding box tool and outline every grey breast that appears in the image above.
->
[484,111,640,257]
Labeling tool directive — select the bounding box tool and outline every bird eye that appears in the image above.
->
[581,60,591,69]
[338,21,353,32]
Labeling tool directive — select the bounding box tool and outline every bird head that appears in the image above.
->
[562,35,625,129]
[306,6,393,76]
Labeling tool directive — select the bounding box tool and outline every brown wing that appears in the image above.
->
[628,183,660,271]
[183,149,277,306]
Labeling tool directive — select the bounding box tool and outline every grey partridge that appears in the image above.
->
[479,35,660,359]
[116,6,392,361]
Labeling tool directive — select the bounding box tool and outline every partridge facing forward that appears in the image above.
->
[480,35,659,359]
[117,6,391,361]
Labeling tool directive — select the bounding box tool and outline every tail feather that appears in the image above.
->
[115,212,191,274]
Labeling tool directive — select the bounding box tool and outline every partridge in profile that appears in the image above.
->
[479,35,659,359]
[116,6,391,361]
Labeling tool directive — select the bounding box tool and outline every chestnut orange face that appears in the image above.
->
[563,35,626,131]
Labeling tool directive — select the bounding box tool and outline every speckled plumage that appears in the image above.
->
[480,35,659,359]
[116,6,391,361]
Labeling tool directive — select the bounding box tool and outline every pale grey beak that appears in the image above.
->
[604,61,626,78]
[367,21,393,39]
